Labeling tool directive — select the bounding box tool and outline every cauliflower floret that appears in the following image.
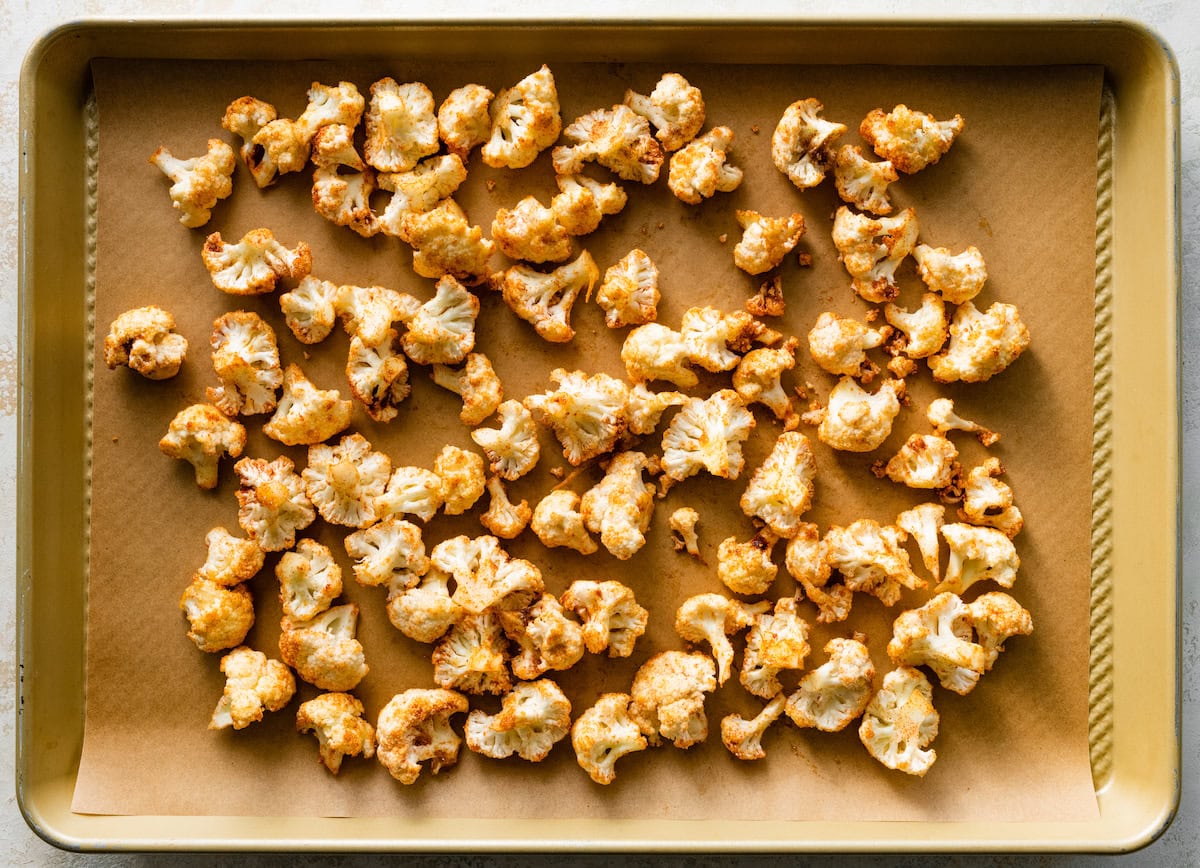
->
[626,383,688,436]
[432,353,502,426]
[347,329,411,423]
[629,651,717,749]
[682,305,783,366]
[581,451,655,560]
[471,399,540,480]
[770,98,846,190]
[401,275,479,366]
[497,250,599,343]
[103,305,188,380]
[860,104,964,174]
[530,490,597,555]
[201,228,312,296]
[466,679,572,762]
[481,65,562,170]
[197,526,264,587]
[364,78,439,173]
[881,433,959,490]
[377,155,469,236]
[959,457,1024,537]
[928,397,1000,447]
[376,688,469,784]
[858,666,939,776]
[276,537,342,621]
[280,276,339,345]
[721,694,787,762]
[386,566,463,643]
[158,403,246,489]
[310,121,367,171]
[297,80,366,137]
[912,244,988,304]
[816,377,905,453]
[885,292,948,359]
[209,646,295,730]
[149,139,235,228]
[553,104,664,184]
[437,84,494,159]
[480,476,532,540]
[733,210,806,276]
[929,301,1031,384]
[595,249,659,328]
[499,594,585,680]
[621,323,697,388]
[311,161,380,238]
[733,338,799,422]
[432,534,543,614]
[965,591,1034,669]
[179,578,254,653]
[669,506,701,558]
[667,126,743,205]
[398,198,496,286]
[661,390,755,482]
[785,636,875,731]
[785,524,853,624]
[831,206,919,303]
[807,311,888,381]
[234,455,316,552]
[825,518,924,607]
[262,364,353,447]
[376,465,445,523]
[739,431,816,540]
[560,580,648,657]
[279,603,369,692]
[717,529,780,596]
[623,72,705,151]
[302,433,390,529]
[252,117,310,178]
[571,693,648,785]
[431,612,512,695]
[833,144,898,215]
[746,275,787,319]
[221,96,279,187]
[896,502,946,583]
[524,368,628,465]
[344,515,430,589]
[491,195,573,264]
[433,445,486,516]
[674,593,768,686]
[335,284,421,346]
[937,523,1020,595]
[208,311,284,417]
[296,692,377,774]
[887,592,988,695]
[551,174,628,236]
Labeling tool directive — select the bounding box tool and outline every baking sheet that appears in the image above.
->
[73,58,1102,821]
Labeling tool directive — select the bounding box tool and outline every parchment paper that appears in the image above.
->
[74,58,1102,822]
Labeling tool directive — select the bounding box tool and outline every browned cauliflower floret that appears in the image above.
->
[965,591,1034,669]
[480,476,532,540]
[221,96,279,187]
[630,651,717,749]
[959,458,1023,537]
[524,368,628,465]
[252,117,310,179]
[433,445,486,516]
[376,465,445,523]
[771,98,846,190]
[785,523,853,624]
[198,526,264,587]
[481,65,562,170]
[262,364,353,447]
[297,80,366,138]
[661,390,756,483]
[499,594,585,680]
[432,612,512,695]
[581,451,655,560]
[739,431,816,540]
[276,537,342,621]
[364,78,439,173]
[335,283,421,346]
[437,533,544,614]
[310,137,380,239]
[825,518,925,607]
[816,377,905,453]
[683,304,781,370]
[553,104,664,184]
[471,399,540,480]
[280,276,339,345]
[808,311,888,381]
[674,593,768,686]
[344,515,429,589]
[622,323,697,388]
[896,502,946,583]
[491,195,573,264]
[279,603,369,692]
[398,198,496,286]
[377,155,469,237]
[386,566,463,643]
[928,397,1000,447]
[571,693,648,785]
[885,293,948,359]
[497,251,599,343]
[179,578,254,653]
[627,383,688,436]
[733,338,799,423]
[201,228,312,296]
[912,244,988,304]
[296,692,377,774]
[929,301,1031,384]
[302,433,390,529]
[561,580,648,657]
[530,490,597,555]
[887,592,988,695]
[937,523,1020,595]
[209,646,295,730]
[401,275,479,366]
[376,688,469,784]
[859,666,939,776]
[234,455,316,552]
[860,104,964,174]
[721,695,787,762]
[438,84,494,159]
[746,275,787,319]
[595,249,659,328]
[733,210,806,276]
[103,305,188,380]
[207,311,283,417]
[623,72,705,151]
[831,206,919,303]
[551,174,628,236]
[669,506,702,558]
[466,678,572,762]
[785,636,875,732]
[149,139,235,228]
[432,353,502,426]
[833,144,898,215]
[882,433,960,490]
[159,403,246,490]
[347,329,411,423]
[667,126,743,205]
[717,529,780,596]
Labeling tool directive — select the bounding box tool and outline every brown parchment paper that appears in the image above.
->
[73,57,1102,823]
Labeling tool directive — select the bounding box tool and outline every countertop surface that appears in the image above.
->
[3,1,1195,864]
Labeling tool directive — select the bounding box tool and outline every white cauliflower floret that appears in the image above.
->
[398,198,496,286]
[928,397,1000,447]
[721,694,787,761]
[825,519,924,607]
[887,592,988,695]
[661,390,755,482]
[201,228,312,296]
[296,692,377,774]
[103,305,188,380]
[816,377,905,453]
[432,534,543,614]
[499,594,585,680]
[386,566,463,643]
[376,688,469,784]
[571,693,648,784]
[434,445,487,516]
[179,578,254,653]
[717,529,780,596]
[623,72,705,151]
[302,433,391,529]
[621,323,697,388]
[297,80,366,138]
[497,251,599,343]
[626,383,688,436]
[553,104,664,184]
[629,651,717,749]
[400,275,479,366]
[364,78,439,173]
[234,455,316,552]
[674,593,768,686]
[833,144,898,215]
[279,603,369,692]
[551,174,628,236]
[885,292,948,359]
[581,451,655,561]
[929,301,1031,384]
[881,433,959,490]
[481,65,562,170]
[667,126,743,205]
[831,206,919,303]
[197,526,264,587]
[376,466,444,523]
[530,490,597,555]
[280,276,339,345]
[959,458,1024,537]
[347,329,411,423]
[491,195,572,264]
[682,307,782,368]
[432,612,512,695]
[335,284,421,346]
[524,368,628,465]
[896,502,946,583]
[276,537,342,621]
[733,338,799,422]
[937,523,1020,595]
[965,591,1034,669]
[221,96,279,188]
[912,244,988,304]
[858,666,939,776]
[733,210,806,276]
[344,515,430,589]
[158,403,246,490]
[561,580,648,658]
[149,139,235,228]
[785,636,875,731]
[310,120,367,170]
[466,679,572,762]
[595,249,659,328]
[252,117,310,179]
[739,431,816,539]
[207,311,284,417]
[311,159,380,238]
[480,476,532,540]
[785,524,853,624]
[209,646,295,730]
[438,84,493,159]
[471,399,540,480]
[860,104,964,174]
[770,98,846,190]
[377,155,469,237]
[739,597,811,699]
[432,353,502,426]
[807,311,888,381]
[262,364,353,447]
[669,507,702,558]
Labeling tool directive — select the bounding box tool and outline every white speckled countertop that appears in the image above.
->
[4,1,1196,863]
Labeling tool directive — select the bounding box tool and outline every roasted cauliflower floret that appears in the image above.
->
[335,283,421,346]
[667,126,743,205]
[296,692,377,774]
[630,651,717,749]
[466,678,572,761]
[386,566,463,643]
[746,275,787,319]
[398,198,496,286]
[553,104,664,184]
[912,244,988,304]
[928,397,1000,447]
[825,518,924,607]
[433,445,487,516]
[159,403,246,489]
[681,306,780,368]
[733,210,806,276]
[276,537,342,621]
[669,506,702,558]
[785,636,875,731]
[560,580,648,658]
[959,458,1023,537]
[881,433,959,490]
[551,173,628,236]
[252,117,310,179]
[480,476,532,540]
[432,353,502,426]
[581,451,655,561]
[297,80,366,137]
[209,646,295,730]
[623,72,705,151]
[377,155,469,236]
[571,692,648,785]
[929,301,1031,384]
[364,78,439,173]
[437,84,494,159]
[896,502,946,583]
[149,139,235,228]
[344,515,430,589]
[376,466,445,523]
[721,695,787,762]
[785,524,853,624]
[201,228,312,296]
[626,383,688,436]
[498,251,599,343]
[262,364,353,447]
[221,96,279,187]
[621,323,697,388]
[234,455,316,552]
[103,305,188,380]
[831,206,919,303]
[179,578,254,653]
[771,98,846,190]
[885,292,948,359]
[401,275,479,366]
[739,431,816,540]
[302,433,390,529]
[661,390,755,482]
[816,377,905,453]
[347,329,411,423]
[279,603,368,692]
[207,311,283,417]
[859,666,939,776]
[524,368,628,465]
[499,594,585,680]
[491,195,573,264]
[807,311,888,381]
[432,612,512,695]
[965,591,1034,669]
[376,688,469,784]
[717,529,780,596]
[738,597,811,699]
[887,592,988,695]
[481,65,562,170]
[937,523,1020,595]
[860,104,964,174]
[198,526,264,587]
[471,399,540,480]
[311,159,380,238]
[674,593,767,686]
[732,338,799,422]
[530,490,597,555]
[432,533,543,614]
[595,248,659,328]
[833,144,898,215]
[280,276,339,345]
